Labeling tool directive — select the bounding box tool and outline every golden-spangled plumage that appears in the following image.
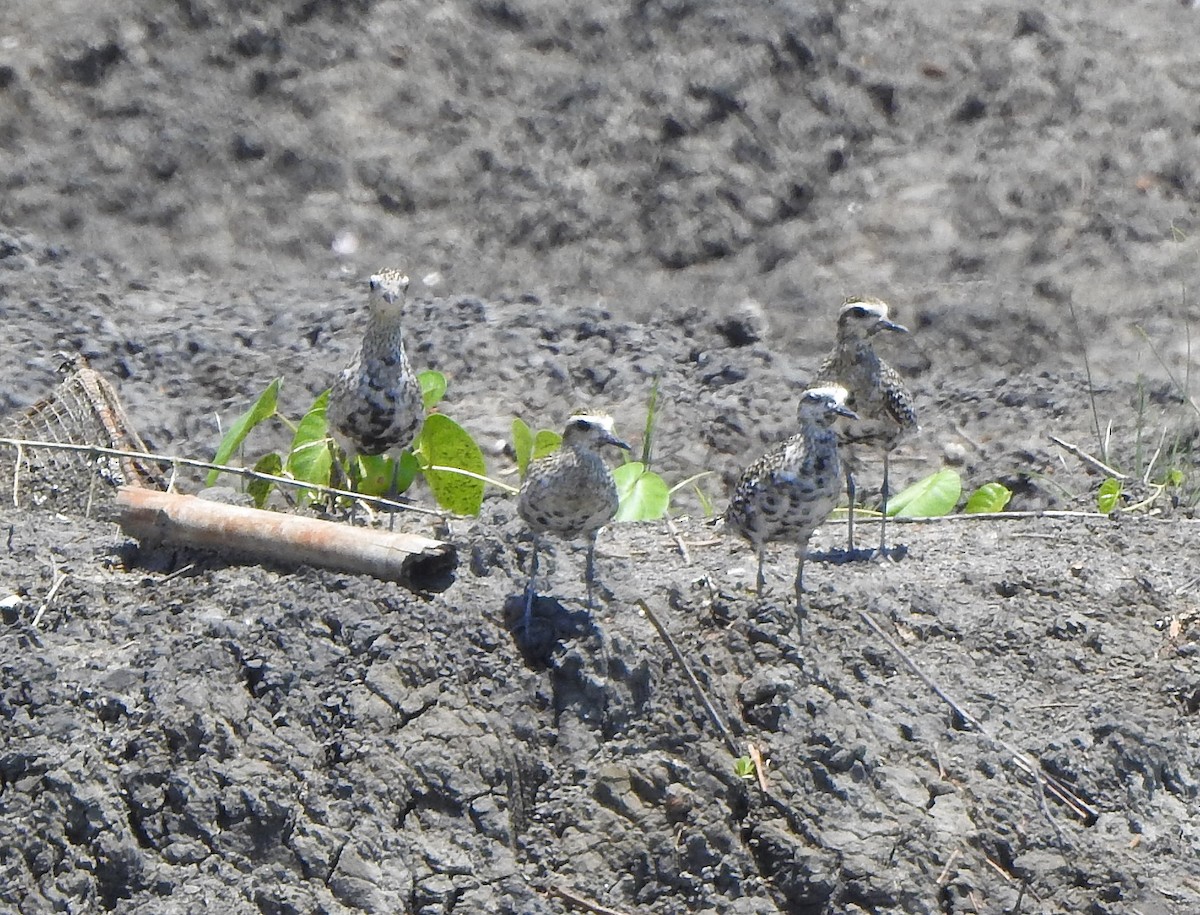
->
[813,295,917,557]
[724,386,857,628]
[326,269,425,526]
[327,268,425,461]
[517,412,631,630]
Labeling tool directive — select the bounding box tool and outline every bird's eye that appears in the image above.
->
[369,278,380,291]
[570,418,590,431]
[846,306,868,319]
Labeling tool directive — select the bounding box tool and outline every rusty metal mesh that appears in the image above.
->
[0,355,164,516]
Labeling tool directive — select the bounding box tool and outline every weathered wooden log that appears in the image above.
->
[117,486,455,590]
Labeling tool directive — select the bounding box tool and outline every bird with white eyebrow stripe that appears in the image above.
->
[813,295,918,559]
[517,411,631,632]
[725,385,858,629]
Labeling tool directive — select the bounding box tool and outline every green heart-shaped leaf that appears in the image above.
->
[964,481,1012,514]
[532,429,562,461]
[418,370,448,411]
[888,469,962,518]
[613,461,671,522]
[418,414,487,515]
[512,417,534,478]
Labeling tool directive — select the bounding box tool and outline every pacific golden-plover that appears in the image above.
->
[326,268,425,525]
[517,412,631,631]
[813,295,918,558]
[724,385,857,627]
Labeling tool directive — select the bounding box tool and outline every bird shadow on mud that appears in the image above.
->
[502,592,601,667]
[810,542,910,566]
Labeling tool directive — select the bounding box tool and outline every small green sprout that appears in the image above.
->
[1097,477,1123,513]
[510,417,562,478]
[613,375,674,522]
[734,756,757,781]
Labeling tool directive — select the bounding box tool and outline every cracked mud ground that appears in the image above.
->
[2,1,1200,913]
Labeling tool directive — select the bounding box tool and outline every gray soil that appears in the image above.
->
[2,1,1200,913]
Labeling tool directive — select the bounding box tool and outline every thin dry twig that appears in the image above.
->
[545,884,631,915]
[10,442,22,508]
[664,515,691,563]
[936,848,963,886]
[1048,435,1129,481]
[984,855,1016,883]
[747,741,770,792]
[32,570,68,628]
[1174,576,1200,596]
[858,610,1099,838]
[159,563,197,583]
[889,508,1200,524]
[952,424,987,455]
[1141,427,1168,486]
[636,598,740,757]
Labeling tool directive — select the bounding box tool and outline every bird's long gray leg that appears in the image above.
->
[756,548,767,597]
[341,454,362,523]
[794,537,810,631]
[524,534,540,633]
[385,457,402,532]
[845,468,857,555]
[585,530,598,609]
[877,452,890,559]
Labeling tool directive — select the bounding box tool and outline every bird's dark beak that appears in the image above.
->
[874,318,908,334]
[606,433,632,450]
[834,404,860,420]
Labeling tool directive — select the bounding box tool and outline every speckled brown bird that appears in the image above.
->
[326,268,425,524]
[725,385,857,627]
[813,295,918,558]
[517,412,630,630]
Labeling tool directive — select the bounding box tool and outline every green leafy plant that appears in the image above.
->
[209,371,489,515]
[734,756,757,781]
[870,469,1013,519]
[614,377,673,522]
[247,453,283,509]
[613,376,714,522]
[419,370,447,410]
[1066,297,1199,513]
[285,390,334,507]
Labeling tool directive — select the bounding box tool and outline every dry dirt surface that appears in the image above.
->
[3,1,1200,913]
